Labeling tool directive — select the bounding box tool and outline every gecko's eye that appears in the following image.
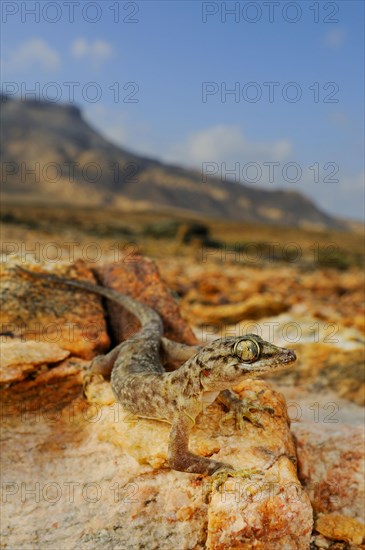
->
[233,339,261,363]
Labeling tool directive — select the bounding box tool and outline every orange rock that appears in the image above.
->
[0,339,70,383]
[293,423,365,523]
[94,256,198,344]
[0,258,110,359]
[186,294,288,325]
[97,378,312,549]
[270,342,365,406]
[315,513,365,545]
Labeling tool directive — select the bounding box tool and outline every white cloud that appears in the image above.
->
[4,38,60,72]
[324,28,346,48]
[165,125,293,167]
[71,39,113,67]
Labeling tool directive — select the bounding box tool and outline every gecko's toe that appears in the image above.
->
[204,466,264,502]
[220,393,274,433]
[212,464,235,476]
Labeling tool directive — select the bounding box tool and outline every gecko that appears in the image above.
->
[15,265,296,476]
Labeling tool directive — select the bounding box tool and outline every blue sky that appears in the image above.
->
[1,0,364,220]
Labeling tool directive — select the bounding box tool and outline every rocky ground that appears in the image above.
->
[0,207,364,549]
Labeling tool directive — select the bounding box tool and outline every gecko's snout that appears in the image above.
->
[282,349,296,363]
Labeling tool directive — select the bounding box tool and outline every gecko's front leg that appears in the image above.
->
[168,414,233,475]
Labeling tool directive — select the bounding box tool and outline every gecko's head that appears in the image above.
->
[198,334,296,391]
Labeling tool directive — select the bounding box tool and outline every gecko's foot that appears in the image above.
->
[220,391,274,432]
[82,371,105,398]
[82,354,111,397]
[204,467,264,502]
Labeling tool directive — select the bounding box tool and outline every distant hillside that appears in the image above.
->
[0,95,346,230]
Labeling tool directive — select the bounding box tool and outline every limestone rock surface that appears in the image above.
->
[0,338,70,383]
[0,257,110,359]
[85,377,313,549]
[293,422,365,523]
[1,257,312,549]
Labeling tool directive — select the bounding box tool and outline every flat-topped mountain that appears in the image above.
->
[0,95,346,229]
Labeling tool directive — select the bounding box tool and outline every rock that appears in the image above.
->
[207,458,312,550]
[94,256,198,345]
[1,255,313,548]
[268,341,365,406]
[0,338,70,383]
[186,295,288,326]
[86,378,313,549]
[1,357,87,424]
[1,368,313,549]
[315,513,365,545]
[0,258,110,359]
[159,261,365,336]
[264,329,365,535]
[293,423,365,523]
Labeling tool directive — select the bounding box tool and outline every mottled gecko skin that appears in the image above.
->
[16,266,296,475]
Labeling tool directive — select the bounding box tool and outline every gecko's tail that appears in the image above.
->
[14,265,163,332]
